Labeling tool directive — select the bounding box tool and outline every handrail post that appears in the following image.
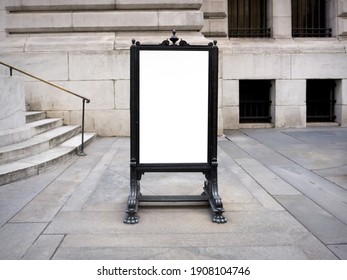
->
[79,98,87,156]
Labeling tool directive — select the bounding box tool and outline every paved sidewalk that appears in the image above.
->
[0,127,346,260]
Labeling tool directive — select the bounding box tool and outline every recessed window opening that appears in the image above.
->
[292,0,332,37]
[306,79,336,122]
[239,80,272,123]
[228,0,270,38]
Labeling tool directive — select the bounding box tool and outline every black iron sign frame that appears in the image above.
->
[124,31,226,224]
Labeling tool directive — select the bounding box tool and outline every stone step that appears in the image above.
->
[27,118,64,136]
[0,126,32,148]
[0,117,64,147]
[0,125,81,165]
[0,133,96,186]
[25,111,46,123]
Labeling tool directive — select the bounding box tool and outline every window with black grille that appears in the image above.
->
[306,80,336,122]
[239,80,272,123]
[292,0,332,37]
[228,0,270,38]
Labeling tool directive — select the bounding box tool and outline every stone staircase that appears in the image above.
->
[0,111,95,186]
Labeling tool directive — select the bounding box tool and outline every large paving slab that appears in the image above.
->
[22,234,64,260]
[269,164,347,224]
[52,232,330,260]
[275,194,347,244]
[1,129,346,260]
[227,128,347,260]
[0,222,47,259]
[44,208,307,235]
[0,159,77,227]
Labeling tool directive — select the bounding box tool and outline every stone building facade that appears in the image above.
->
[0,0,347,136]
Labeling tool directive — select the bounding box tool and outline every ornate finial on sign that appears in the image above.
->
[208,40,218,47]
[161,39,170,46]
[179,39,189,46]
[170,30,179,45]
[131,39,140,46]
[160,30,189,46]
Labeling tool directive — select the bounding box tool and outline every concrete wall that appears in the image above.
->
[0,0,347,135]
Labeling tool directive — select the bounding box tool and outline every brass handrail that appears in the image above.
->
[0,60,90,155]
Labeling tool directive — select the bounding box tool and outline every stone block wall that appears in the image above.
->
[1,0,347,135]
[0,40,134,136]
[218,0,347,128]
[0,1,206,136]
[221,46,347,128]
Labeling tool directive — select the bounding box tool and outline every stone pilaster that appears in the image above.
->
[0,1,5,40]
[222,80,239,129]
[272,80,306,128]
[201,0,228,37]
[268,0,292,38]
[336,79,347,126]
[337,0,347,38]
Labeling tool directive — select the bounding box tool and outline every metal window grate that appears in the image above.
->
[306,80,336,122]
[229,28,271,37]
[239,80,272,123]
[292,0,332,37]
[228,0,270,38]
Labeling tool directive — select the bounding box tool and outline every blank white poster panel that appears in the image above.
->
[139,50,209,164]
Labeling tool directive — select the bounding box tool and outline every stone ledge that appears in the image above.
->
[5,10,204,33]
[5,0,115,11]
[116,0,202,10]
[0,32,209,53]
[306,122,340,127]
[5,0,202,11]
[239,123,275,129]
[6,12,73,33]
[218,38,347,54]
